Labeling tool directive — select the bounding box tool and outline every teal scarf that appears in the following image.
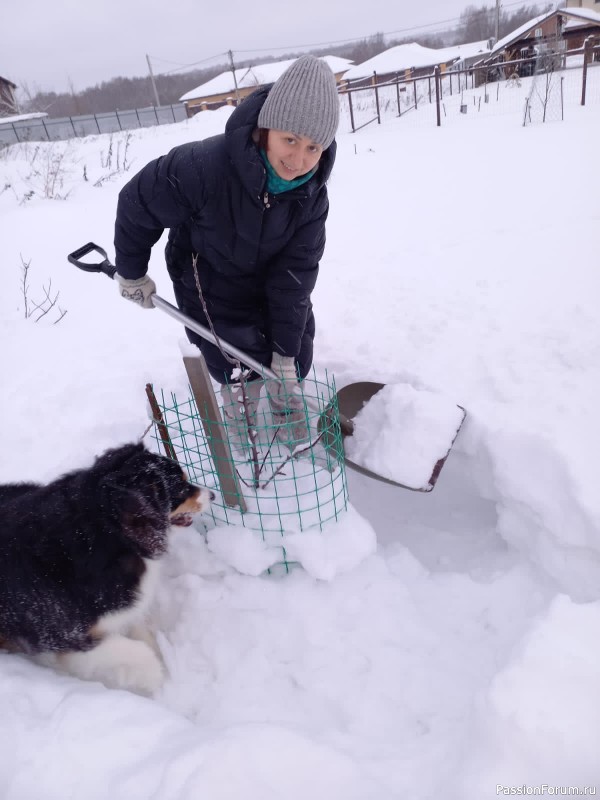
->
[260,149,316,195]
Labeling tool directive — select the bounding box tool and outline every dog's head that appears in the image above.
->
[96,443,214,556]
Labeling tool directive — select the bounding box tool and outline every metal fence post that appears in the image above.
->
[373,72,381,124]
[581,36,593,106]
[347,89,355,132]
[434,66,441,127]
[41,118,50,141]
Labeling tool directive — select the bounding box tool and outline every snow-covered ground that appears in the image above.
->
[1,69,599,799]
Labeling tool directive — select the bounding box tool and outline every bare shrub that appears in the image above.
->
[20,254,68,324]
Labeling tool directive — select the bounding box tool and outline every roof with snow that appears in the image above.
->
[343,43,444,80]
[562,6,600,29]
[342,40,491,81]
[179,56,353,102]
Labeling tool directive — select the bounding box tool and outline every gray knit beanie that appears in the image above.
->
[257,55,340,150]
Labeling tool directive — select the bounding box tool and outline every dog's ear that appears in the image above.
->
[93,442,147,475]
[103,480,169,557]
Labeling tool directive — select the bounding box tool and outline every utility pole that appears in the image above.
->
[228,50,240,105]
[494,0,501,43]
[146,54,161,107]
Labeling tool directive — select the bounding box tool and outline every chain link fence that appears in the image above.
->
[0,104,188,147]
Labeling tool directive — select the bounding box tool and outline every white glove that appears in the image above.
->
[116,273,156,309]
[268,352,308,448]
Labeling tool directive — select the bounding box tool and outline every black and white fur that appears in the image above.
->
[0,442,213,695]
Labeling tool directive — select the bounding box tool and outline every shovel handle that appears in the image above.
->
[67,242,354,433]
[68,242,117,279]
[68,242,280,378]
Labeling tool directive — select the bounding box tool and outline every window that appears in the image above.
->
[535,28,543,37]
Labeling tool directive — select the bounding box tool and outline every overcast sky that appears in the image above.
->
[4,0,483,95]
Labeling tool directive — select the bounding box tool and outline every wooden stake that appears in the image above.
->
[145,383,178,462]
[182,353,247,512]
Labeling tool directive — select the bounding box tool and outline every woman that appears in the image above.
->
[114,55,339,447]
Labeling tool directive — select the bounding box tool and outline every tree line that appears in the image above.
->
[18,3,551,118]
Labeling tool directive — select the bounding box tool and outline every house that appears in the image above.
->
[179,56,353,116]
[476,7,600,78]
[342,43,454,85]
[438,40,494,71]
[341,41,492,87]
[0,76,18,116]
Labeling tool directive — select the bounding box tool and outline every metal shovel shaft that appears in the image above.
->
[66,242,352,431]
[152,294,352,430]
[152,295,278,381]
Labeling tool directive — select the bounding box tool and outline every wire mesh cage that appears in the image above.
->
[148,369,349,570]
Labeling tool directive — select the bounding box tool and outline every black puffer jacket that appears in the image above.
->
[114,87,336,381]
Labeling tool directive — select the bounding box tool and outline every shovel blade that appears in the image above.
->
[328,381,466,492]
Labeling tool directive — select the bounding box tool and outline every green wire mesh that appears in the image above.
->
[148,369,348,571]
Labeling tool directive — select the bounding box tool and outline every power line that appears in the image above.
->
[147,52,229,77]
[149,1,543,78]
[233,0,531,54]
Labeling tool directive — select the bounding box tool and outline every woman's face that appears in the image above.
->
[265,130,323,180]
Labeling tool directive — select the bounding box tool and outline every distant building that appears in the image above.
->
[0,76,18,116]
[476,6,600,77]
[341,41,492,86]
[179,56,353,116]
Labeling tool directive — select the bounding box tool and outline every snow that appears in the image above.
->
[343,42,446,80]
[489,11,554,55]
[436,39,493,64]
[344,41,489,80]
[0,111,49,125]
[344,40,493,81]
[344,383,465,489]
[1,68,600,798]
[561,6,600,26]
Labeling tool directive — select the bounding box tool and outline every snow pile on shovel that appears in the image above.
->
[344,384,465,489]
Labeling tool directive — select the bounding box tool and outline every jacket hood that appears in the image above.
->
[225,87,336,201]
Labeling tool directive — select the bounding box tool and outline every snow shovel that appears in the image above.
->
[68,242,466,491]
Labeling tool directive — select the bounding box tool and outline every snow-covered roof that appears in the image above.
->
[432,39,492,64]
[490,11,554,55]
[342,43,447,81]
[179,56,353,102]
[562,6,600,28]
[0,111,48,124]
[342,41,490,82]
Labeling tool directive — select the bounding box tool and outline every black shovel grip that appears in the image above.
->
[67,242,117,279]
